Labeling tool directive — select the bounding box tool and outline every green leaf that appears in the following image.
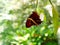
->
[52,6,59,36]
[49,0,59,36]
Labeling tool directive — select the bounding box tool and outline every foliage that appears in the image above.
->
[0,0,59,45]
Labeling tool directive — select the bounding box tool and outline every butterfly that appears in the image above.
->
[26,11,42,28]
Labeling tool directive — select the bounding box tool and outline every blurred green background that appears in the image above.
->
[0,0,60,45]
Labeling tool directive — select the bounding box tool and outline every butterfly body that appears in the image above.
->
[26,11,42,28]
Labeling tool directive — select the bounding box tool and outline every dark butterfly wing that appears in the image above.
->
[29,11,39,19]
[26,19,34,28]
[26,11,42,28]
[29,11,42,25]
